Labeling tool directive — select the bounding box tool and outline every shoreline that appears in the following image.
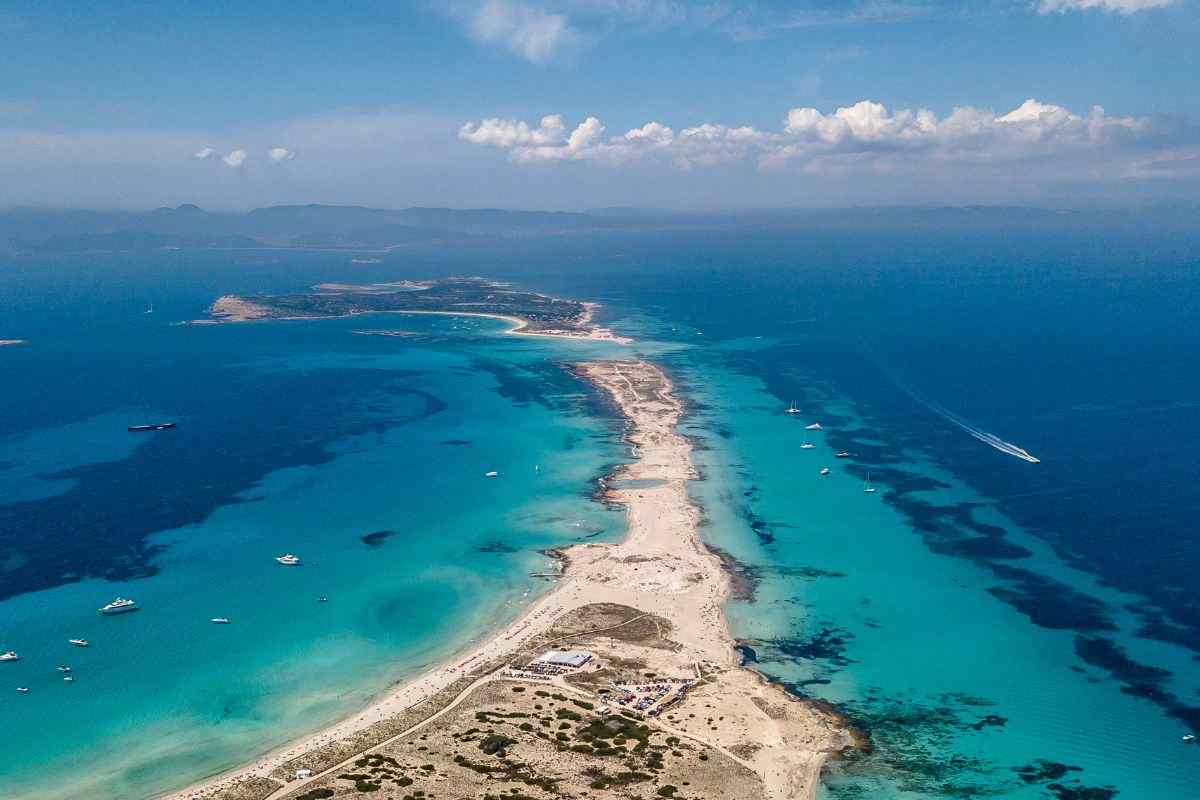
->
[163,358,847,800]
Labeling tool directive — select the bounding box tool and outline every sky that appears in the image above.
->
[1,0,1198,210]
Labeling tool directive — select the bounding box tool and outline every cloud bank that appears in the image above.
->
[460,98,1192,179]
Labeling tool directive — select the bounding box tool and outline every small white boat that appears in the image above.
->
[785,402,801,415]
[484,470,500,478]
[16,686,29,694]
[835,451,851,458]
[863,473,877,493]
[63,676,75,683]
[275,554,301,566]
[69,639,89,647]
[1184,733,1197,744]
[318,596,329,603]
[99,597,137,615]
[0,651,19,662]
[799,440,816,450]
[820,468,830,476]
[805,423,822,431]
[210,617,230,624]
[56,665,71,673]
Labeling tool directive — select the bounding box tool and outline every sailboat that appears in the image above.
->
[785,401,801,415]
[863,473,877,493]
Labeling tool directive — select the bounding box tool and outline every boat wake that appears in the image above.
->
[920,397,1041,463]
[880,368,1041,464]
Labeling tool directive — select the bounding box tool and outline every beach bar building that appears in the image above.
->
[537,650,593,668]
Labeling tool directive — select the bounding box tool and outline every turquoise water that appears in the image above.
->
[663,343,1199,798]
[0,300,628,799]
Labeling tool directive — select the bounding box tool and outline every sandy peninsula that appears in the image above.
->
[162,359,847,800]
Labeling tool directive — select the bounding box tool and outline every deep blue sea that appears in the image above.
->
[2,223,1198,799]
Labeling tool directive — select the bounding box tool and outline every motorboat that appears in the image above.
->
[275,554,301,566]
[99,597,137,615]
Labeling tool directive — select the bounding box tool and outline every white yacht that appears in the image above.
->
[56,665,71,673]
[820,467,831,476]
[69,639,89,647]
[835,451,851,458]
[785,401,801,415]
[16,686,29,694]
[485,470,500,478]
[863,473,877,493]
[799,440,816,450]
[63,676,75,683]
[276,554,301,566]
[99,597,137,615]
[210,617,231,624]
[805,422,822,431]
[1184,733,1197,744]
[0,651,19,662]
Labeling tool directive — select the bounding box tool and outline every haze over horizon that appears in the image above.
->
[3,0,1199,211]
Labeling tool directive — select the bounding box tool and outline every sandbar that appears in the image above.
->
[162,359,847,800]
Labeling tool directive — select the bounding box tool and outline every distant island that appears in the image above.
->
[195,276,630,342]
[5,203,1193,255]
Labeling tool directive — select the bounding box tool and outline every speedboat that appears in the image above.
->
[69,639,89,647]
[63,676,75,683]
[820,468,830,476]
[1184,734,1197,744]
[56,665,71,673]
[799,442,816,450]
[0,651,18,662]
[805,423,822,431]
[210,617,230,624]
[16,686,29,694]
[835,451,851,458]
[275,554,301,566]
[99,597,137,615]
[485,470,500,478]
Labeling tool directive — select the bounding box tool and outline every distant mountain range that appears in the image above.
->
[0,203,1195,254]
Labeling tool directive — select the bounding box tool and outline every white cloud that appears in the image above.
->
[267,147,295,163]
[193,147,216,160]
[459,114,566,147]
[467,0,577,63]
[1038,0,1174,13]
[460,97,1181,179]
[221,148,248,168]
